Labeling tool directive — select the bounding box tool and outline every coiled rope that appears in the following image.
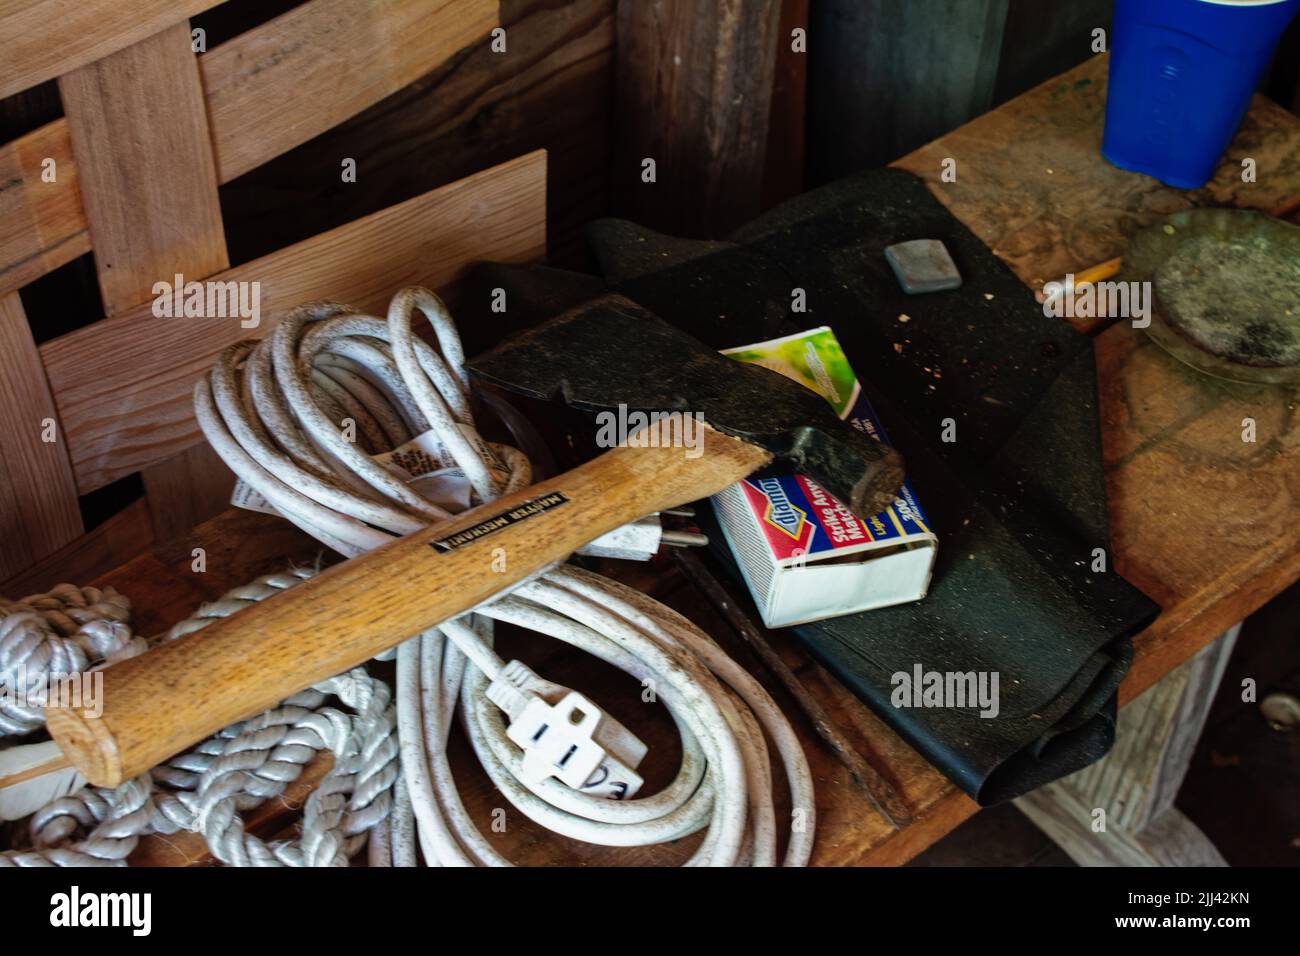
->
[1,570,398,866]
[192,286,815,866]
[0,585,143,735]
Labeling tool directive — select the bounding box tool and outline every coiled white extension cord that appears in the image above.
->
[193,287,814,866]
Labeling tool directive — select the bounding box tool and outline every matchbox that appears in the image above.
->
[711,327,938,628]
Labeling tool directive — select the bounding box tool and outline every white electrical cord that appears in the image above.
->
[193,286,814,866]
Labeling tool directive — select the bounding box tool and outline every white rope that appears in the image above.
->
[193,286,815,866]
[0,571,399,867]
[0,586,143,736]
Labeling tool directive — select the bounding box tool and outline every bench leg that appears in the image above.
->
[1014,626,1240,867]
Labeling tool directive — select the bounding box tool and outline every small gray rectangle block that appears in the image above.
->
[884,239,963,294]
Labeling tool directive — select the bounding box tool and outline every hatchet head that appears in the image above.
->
[467,294,904,518]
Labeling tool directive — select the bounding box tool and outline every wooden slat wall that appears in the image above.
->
[613,0,784,237]
[217,0,615,271]
[0,120,88,297]
[59,23,230,316]
[0,0,500,293]
[0,292,82,579]
[41,150,547,493]
[202,0,498,182]
[0,0,506,572]
[0,0,225,99]
[59,22,235,534]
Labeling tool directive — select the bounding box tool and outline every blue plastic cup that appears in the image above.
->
[1103,0,1300,189]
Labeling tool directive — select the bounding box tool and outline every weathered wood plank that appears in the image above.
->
[59,22,235,540]
[762,0,809,210]
[201,0,498,182]
[613,0,784,236]
[0,0,499,291]
[217,0,614,270]
[809,0,1009,179]
[0,120,89,298]
[40,151,548,493]
[1,497,151,599]
[142,445,237,544]
[1097,324,1300,703]
[894,56,1300,332]
[0,0,224,100]
[1016,784,1227,867]
[0,293,82,579]
[1069,628,1239,831]
[91,508,313,638]
[59,23,230,317]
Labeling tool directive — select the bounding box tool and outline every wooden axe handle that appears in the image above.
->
[46,426,771,787]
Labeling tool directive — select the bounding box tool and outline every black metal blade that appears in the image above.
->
[467,294,903,517]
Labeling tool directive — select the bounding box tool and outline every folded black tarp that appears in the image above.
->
[463,167,1160,805]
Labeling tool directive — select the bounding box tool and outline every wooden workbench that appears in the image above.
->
[890,54,1300,864]
[895,53,1300,706]
[60,55,1300,866]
